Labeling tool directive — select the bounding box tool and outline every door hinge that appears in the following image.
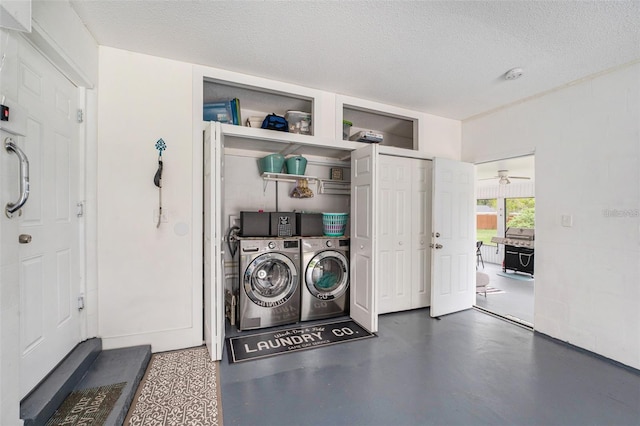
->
[78,294,85,311]
[77,202,84,217]
[77,109,84,123]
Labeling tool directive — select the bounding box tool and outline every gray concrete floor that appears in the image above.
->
[475,261,534,325]
[219,309,640,426]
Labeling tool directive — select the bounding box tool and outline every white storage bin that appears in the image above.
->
[284,110,312,135]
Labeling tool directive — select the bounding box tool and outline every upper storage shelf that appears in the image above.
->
[338,95,420,151]
[219,123,365,160]
[204,77,314,134]
[198,69,424,161]
[203,75,366,160]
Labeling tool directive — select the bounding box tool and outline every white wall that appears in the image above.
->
[422,114,461,160]
[31,0,98,86]
[224,154,350,218]
[97,47,202,351]
[463,63,640,369]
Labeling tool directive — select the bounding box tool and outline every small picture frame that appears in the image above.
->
[330,167,343,181]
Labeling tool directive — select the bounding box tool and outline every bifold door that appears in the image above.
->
[349,144,379,333]
[204,122,225,360]
[350,150,475,329]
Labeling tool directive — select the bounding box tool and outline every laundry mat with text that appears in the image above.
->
[228,319,374,363]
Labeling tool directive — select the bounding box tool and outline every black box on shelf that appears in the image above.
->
[240,211,271,237]
[296,213,324,236]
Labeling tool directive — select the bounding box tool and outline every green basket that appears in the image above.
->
[322,213,348,236]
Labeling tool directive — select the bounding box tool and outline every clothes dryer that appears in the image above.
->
[300,237,350,322]
[238,238,301,330]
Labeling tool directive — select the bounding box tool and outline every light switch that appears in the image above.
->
[561,214,573,227]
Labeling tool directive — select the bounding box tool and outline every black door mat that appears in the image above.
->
[45,382,126,425]
[228,319,375,363]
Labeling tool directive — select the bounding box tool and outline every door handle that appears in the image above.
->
[19,234,32,244]
[435,244,443,249]
[5,137,30,218]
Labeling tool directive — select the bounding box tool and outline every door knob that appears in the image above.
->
[434,232,440,238]
[19,234,32,244]
[435,243,443,249]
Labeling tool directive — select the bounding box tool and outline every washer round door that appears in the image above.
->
[305,251,349,300]
[244,253,298,308]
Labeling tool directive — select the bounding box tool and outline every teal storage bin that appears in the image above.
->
[260,154,285,173]
[203,102,232,123]
[285,156,307,175]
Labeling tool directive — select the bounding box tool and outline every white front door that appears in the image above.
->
[350,144,378,333]
[14,34,83,396]
[204,122,225,360]
[430,157,475,318]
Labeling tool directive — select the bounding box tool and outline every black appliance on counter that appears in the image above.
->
[491,227,535,276]
[239,211,299,237]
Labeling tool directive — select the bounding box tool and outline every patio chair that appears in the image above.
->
[476,241,485,269]
[476,271,490,297]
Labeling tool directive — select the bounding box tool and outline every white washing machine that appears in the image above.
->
[300,237,350,322]
[238,238,301,330]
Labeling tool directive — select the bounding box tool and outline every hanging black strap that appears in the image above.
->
[154,158,163,187]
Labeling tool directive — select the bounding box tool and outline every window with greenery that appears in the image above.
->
[476,199,498,246]
[506,197,535,229]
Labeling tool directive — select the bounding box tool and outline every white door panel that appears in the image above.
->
[350,144,378,333]
[430,157,475,318]
[377,156,431,313]
[15,35,82,397]
[412,159,431,309]
[378,155,412,314]
[204,122,225,361]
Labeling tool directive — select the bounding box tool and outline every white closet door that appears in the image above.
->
[430,157,475,317]
[204,122,225,360]
[411,159,431,309]
[350,144,378,333]
[378,155,412,314]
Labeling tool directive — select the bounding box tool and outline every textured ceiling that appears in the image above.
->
[68,0,640,122]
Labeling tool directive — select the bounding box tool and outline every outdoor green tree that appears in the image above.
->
[507,207,535,228]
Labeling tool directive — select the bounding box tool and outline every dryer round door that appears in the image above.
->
[305,250,349,300]
[244,252,298,308]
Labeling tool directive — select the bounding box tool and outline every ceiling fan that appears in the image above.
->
[481,170,530,185]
